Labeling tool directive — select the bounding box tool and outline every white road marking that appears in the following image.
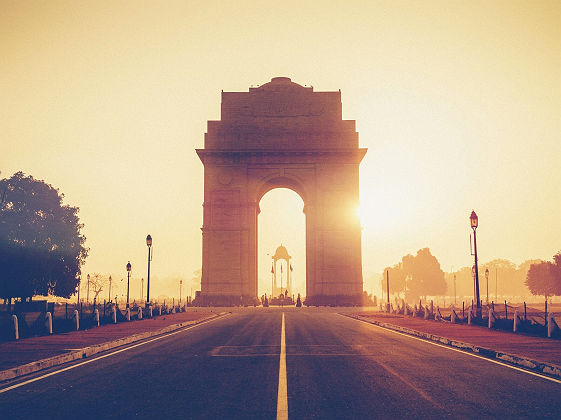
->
[347,315,561,384]
[277,312,288,420]
[0,314,228,394]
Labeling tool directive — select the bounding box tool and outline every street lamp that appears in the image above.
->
[470,210,481,313]
[485,268,489,305]
[87,274,90,304]
[126,261,132,308]
[108,275,112,304]
[453,274,457,305]
[146,234,152,306]
[77,275,81,305]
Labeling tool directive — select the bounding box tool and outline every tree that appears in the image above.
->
[0,172,88,302]
[87,273,109,303]
[525,261,557,298]
[402,248,446,301]
[526,252,561,298]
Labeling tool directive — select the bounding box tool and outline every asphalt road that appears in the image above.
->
[1,308,560,419]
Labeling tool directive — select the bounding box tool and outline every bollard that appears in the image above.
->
[547,313,556,338]
[73,310,80,330]
[404,304,408,317]
[430,300,434,315]
[451,308,456,324]
[435,306,442,321]
[424,305,429,320]
[159,306,162,316]
[12,315,19,340]
[513,310,519,333]
[126,308,131,321]
[45,312,53,334]
[488,308,495,328]
[112,305,117,324]
[94,308,100,327]
[149,306,153,318]
[468,308,472,325]
[138,307,142,320]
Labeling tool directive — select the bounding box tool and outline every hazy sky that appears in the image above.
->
[2,1,560,298]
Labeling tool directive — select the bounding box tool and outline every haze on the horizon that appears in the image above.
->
[2,1,560,299]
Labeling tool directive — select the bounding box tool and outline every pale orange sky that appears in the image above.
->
[2,1,560,299]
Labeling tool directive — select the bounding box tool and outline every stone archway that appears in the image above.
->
[196,77,367,306]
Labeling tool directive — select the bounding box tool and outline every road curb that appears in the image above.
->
[344,314,561,380]
[0,312,227,383]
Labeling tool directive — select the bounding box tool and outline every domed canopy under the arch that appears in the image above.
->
[272,245,291,261]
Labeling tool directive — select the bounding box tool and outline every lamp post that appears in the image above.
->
[179,279,182,304]
[126,261,132,308]
[470,210,481,313]
[108,275,112,304]
[77,276,81,305]
[87,274,90,304]
[453,274,457,305]
[472,265,476,302]
[386,269,390,311]
[146,234,152,306]
[485,268,489,305]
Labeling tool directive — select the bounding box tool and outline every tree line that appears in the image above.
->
[378,248,561,301]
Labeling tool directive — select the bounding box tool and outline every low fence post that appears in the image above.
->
[403,303,408,316]
[488,307,495,328]
[424,305,429,320]
[73,310,79,330]
[12,314,19,340]
[149,306,153,318]
[462,301,465,318]
[434,306,442,321]
[45,311,53,334]
[94,308,100,327]
[504,300,508,320]
[430,300,434,315]
[126,308,130,321]
[524,301,527,321]
[159,306,162,316]
[547,312,556,338]
[138,307,143,320]
[468,308,472,325]
[451,308,456,324]
[112,305,117,324]
[513,310,520,333]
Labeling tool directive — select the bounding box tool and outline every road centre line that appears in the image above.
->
[0,314,229,394]
[277,312,288,420]
[346,315,561,385]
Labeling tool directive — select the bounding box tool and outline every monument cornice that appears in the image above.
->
[196,148,367,165]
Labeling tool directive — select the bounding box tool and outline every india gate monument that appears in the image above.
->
[196,77,367,306]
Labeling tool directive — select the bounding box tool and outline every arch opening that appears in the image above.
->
[258,188,306,302]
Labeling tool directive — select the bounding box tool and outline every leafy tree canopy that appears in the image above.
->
[0,172,88,300]
[525,252,561,298]
[402,248,446,300]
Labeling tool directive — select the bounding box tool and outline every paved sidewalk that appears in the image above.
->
[0,310,224,381]
[349,311,561,378]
